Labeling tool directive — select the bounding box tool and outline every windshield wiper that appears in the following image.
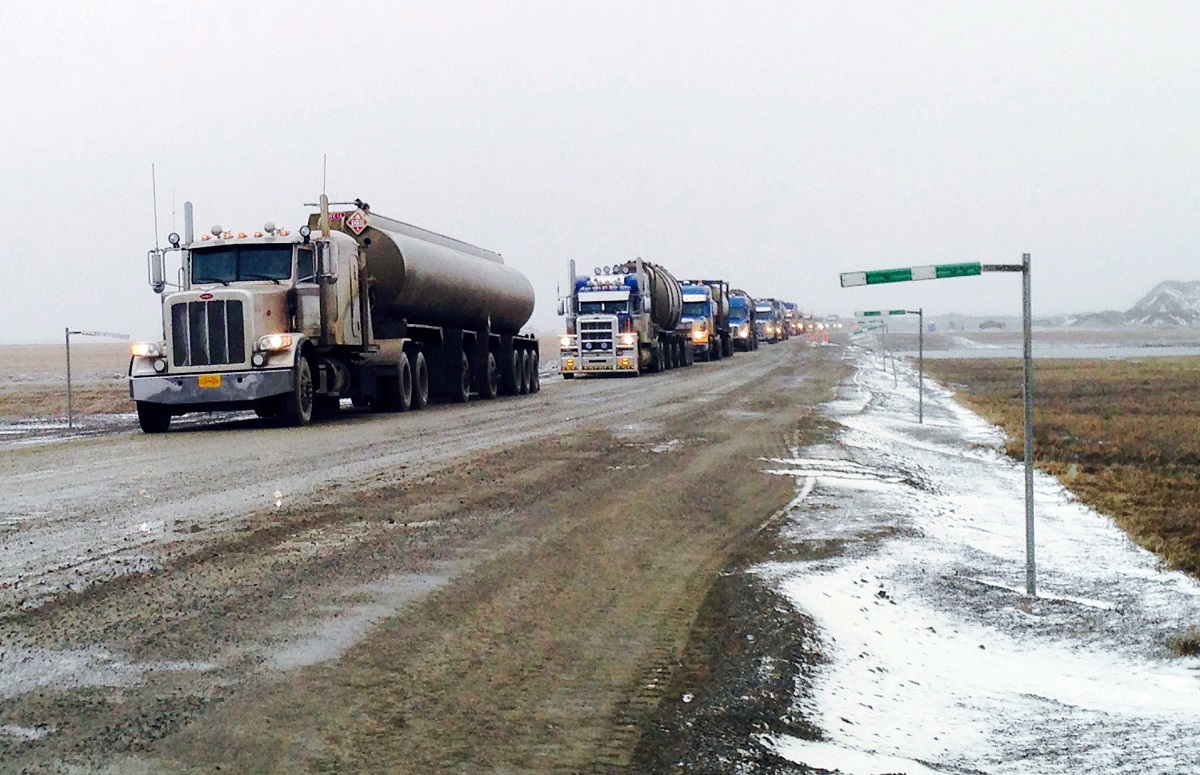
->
[194,277,230,286]
[240,273,282,283]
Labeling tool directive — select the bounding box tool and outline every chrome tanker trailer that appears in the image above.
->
[129,196,539,432]
[558,258,693,377]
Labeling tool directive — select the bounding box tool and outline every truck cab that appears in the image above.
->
[560,271,643,376]
[729,291,758,351]
[754,299,781,343]
[130,220,363,432]
[677,281,721,361]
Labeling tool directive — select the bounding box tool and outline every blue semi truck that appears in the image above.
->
[558,259,694,377]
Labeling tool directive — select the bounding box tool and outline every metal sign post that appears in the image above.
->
[855,309,924,421]
[843,257,1034,595]
[65,328,130,429]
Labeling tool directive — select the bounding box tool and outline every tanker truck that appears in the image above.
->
[729,288,758,351]
[754,297,787,343]
[128,197,540,433]
[677,279,733,361]
[557,258,693,377]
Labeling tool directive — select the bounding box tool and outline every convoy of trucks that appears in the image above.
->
[129,197,540,433]
[126,193,813,427]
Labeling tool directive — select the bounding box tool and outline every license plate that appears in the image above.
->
[197,374,222,389]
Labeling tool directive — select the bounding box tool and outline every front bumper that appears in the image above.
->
[560,351,638,375]
[130,369,294,405]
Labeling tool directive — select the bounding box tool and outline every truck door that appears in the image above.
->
[294,246,322,338]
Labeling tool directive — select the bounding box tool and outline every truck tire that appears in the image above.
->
[281,358,315,427]
[518,350,531,395]
[397,352,414,412]
[723,335,733,358]
[528,351,540,393]
[411,351,429,410]
[481,352,500,399]
[503,350,521,395]
[452,352,471,403]
[136,402,171,434]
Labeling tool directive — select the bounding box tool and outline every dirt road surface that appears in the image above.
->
[1,338,846,773]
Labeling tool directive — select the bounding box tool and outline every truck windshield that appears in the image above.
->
[755,307,772,316]
[578,299,630,314]
[681,301,709,318]
[191,245,293,284]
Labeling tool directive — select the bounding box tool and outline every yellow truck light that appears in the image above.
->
[130,341,162,358]
[563,358,576,370]
[619,357,632,368]
[692,330,708,343]
[256,334,294,352]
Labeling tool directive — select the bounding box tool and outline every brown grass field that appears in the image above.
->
[925,357,1200,590]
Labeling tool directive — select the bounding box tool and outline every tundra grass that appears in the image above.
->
[925,357,1200,592]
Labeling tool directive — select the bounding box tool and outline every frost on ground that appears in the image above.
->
[761,345,1200,775]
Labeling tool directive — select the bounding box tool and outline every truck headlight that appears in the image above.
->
[619,333,636,346]
[560,335,574,348]
[256,334,293,352]
[131,341,162,358]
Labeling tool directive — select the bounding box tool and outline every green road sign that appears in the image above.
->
[855,309,914,317]
[840,261,982,287]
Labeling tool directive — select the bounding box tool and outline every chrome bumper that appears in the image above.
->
[129,369,293,405]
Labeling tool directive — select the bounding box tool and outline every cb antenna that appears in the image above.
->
[322,154,327,196]
[151,163,161,250]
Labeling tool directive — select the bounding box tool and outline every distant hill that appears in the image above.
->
[1067,281,1200,328]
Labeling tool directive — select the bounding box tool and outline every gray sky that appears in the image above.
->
[1,1,1196,343]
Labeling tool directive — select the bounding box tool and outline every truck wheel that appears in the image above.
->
[503,350,521,395]
[281,358,315,426]
[528,351,540,393]
[452,352,471,403]
[136,402,171,434]
[481,352,500,399]
[518,350,531,395]
[724,336,733,358]
[397,352,414,412]
[410,351,429,410]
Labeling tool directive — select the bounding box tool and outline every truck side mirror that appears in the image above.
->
[557,298,566,316]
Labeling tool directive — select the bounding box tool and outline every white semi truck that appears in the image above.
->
[129,197,540,433]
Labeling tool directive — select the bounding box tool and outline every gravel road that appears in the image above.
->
[1,337,846,773]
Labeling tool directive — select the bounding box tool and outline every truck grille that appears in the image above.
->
[171,300,246,367]
[579,318,615,351]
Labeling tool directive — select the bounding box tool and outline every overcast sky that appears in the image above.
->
[1,1,1196,343]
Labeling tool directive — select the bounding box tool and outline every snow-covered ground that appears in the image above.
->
[760,344,1200,774]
